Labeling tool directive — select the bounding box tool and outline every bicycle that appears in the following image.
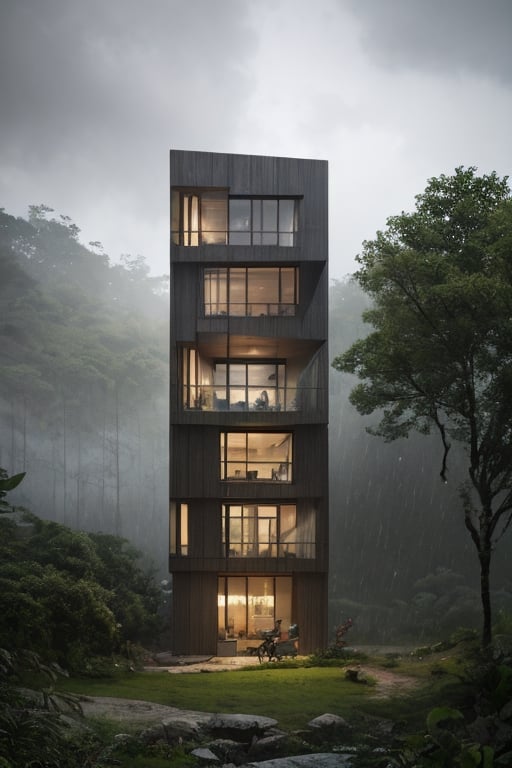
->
[256,620,299,662]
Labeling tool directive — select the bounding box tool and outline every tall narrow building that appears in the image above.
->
[169,150,328,655]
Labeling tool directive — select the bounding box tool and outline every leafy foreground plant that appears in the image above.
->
[0,647,110,768]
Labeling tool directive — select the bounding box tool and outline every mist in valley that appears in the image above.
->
[2,206,511,644]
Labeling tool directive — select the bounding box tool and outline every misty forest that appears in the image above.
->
[3,181,512,768]
[2,200,511,649]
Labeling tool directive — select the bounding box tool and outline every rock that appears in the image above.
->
[238,753,353,767]
[344,668,361,682]
[307,714,348,730]
[206,737,248,765]
[162,716,203,743]
[191,746,220,761]
[306,713,350,744]
[208,713,278,740]
[139,723,166,744]
[247,733,289,760]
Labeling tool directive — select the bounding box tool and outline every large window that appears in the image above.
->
[213,361,285,411]
[204,266,298,317]
[229,198,297,246]
[222,503,313,558]
[172,189,299,247]
[218,576,292,641]
[220,432,292,481]
[181,349,300,412]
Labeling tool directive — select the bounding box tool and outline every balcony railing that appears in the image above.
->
[225,542,315,558]
[204,302,296,317]
[222,461,292,482]
[183,385,324,412]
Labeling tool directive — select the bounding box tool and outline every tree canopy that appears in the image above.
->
[0,206,169,564]
[332,167,512,647]
[0,493,163,670]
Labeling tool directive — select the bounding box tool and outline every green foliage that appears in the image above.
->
[386,707,495,767]
[333,167,512,647]
[0,647,97,768]
[0,479,163,672]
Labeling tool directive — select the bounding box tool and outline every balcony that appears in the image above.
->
[183,385,326,413]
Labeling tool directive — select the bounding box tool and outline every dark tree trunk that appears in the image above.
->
[479,544,492,648]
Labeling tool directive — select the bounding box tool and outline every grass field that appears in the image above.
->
[57,652,462,732]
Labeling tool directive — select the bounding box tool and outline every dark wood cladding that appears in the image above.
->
[171,572,218,655]
[170,150,329,655]
[170,424,327,499]
[170,151,327,241]
[293,573,329,652]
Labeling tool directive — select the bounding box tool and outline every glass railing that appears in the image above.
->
[225,542,315,558]
[172,230,295,247]
[222,461,292,482]
[204,303,296,317]
[183,386,324,412]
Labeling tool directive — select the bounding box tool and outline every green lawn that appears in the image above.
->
[57,657,456,732]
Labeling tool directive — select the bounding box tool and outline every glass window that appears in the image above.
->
[220,432,292,481]
[229,199,251,245]
[202,192,228,244]
[203,267,298,317]
[229,197,298,246]
[169,502,188,556]
[222,504,315,560]
[172,189,228,246]
[213,361,285,411]
[218,576,293,641]
[172,191,299,247]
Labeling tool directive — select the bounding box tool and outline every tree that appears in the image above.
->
[332,167,512,648]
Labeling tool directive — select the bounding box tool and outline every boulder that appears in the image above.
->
[191,746,220,762]
[162,716,203,743]
[206,738,248,765]
[306,713,350,744]
[247,733,289,760]
[238,753,353,767]
[307,714,348,730]
[208,713,278,740]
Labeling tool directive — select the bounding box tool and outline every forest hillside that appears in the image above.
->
[1,205,511,643]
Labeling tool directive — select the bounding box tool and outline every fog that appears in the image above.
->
[2,207,511,643]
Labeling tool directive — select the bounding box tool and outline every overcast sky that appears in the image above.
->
[1,0,511,280]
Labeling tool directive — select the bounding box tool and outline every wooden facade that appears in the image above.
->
[169,150,328,655]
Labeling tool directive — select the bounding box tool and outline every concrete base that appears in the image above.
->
[217,639,237,656]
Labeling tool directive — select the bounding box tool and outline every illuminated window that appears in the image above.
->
[213,361,285,411]
[172,190,299,247]
[172,189,228,245]
[169,501,188,556]
[204,266,298,316]
[220,432,292,482]
[222,503,312,559]
[218,576,293,640]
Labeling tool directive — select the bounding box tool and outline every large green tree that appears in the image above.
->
[332,167,512,648]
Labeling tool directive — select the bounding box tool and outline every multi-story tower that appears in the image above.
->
[169,150,328,655]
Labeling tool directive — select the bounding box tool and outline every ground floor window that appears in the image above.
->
[217,576,292,641]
